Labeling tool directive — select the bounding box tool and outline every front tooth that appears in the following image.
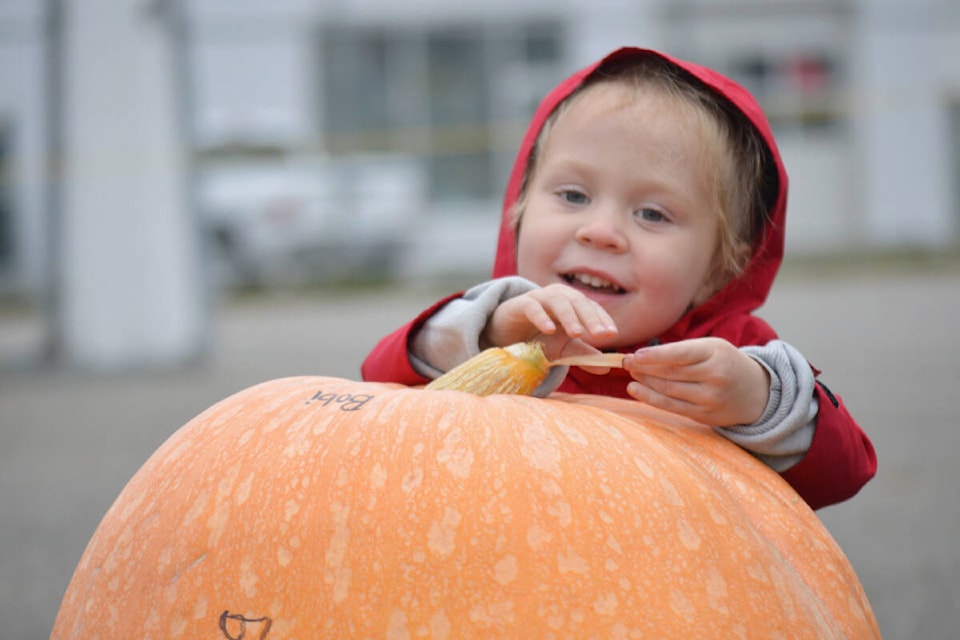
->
[577,273,611,288]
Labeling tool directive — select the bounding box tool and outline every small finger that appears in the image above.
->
[627,381,694,416]
[521,300,558,335]
[583,305,619,338]
[631,342,707,367]
[624,355,702,383]
[546,298,586,338]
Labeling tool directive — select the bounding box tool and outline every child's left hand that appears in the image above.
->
[622,337,770,427]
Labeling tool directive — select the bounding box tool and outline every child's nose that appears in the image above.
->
[574,210,628,252]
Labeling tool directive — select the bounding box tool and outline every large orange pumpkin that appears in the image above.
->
[51,376,879,639]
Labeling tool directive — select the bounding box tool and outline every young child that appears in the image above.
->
[361,47,876,510]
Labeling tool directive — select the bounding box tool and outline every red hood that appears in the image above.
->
[492,47,788,346]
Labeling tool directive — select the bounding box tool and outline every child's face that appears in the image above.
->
[516,82,724,348]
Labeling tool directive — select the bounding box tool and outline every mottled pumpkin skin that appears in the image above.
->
[51,377,878,639]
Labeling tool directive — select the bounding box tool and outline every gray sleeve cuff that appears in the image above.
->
[719,340,818,472]
[408,276,547,374]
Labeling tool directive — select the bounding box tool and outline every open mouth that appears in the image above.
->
[563,272,626,294]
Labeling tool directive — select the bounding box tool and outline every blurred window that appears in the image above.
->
[317,22,563,204]
[426,31,491,201]
[729,50,841,133]
[661,1,850,137]
[951,99,960,236]
[322,30,390,152]
[0,124,11,274]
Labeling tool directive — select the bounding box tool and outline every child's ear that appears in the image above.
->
[692,275,722,307]
[732,240,753,272]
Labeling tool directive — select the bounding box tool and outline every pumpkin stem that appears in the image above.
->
[425,342,550,396]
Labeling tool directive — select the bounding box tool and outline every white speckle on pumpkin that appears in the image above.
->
[402,467,424,493]
[437,429,474,479]
[547,501,572,527]
[769,566,797,620]
[427,507,461,557]
[144,607,161,635]
[204,466,240,547]
[282,433,311,457]
[180,486,210,529]
[386,609,410,640]
[192,595,208,619]
[746,562,767,583]
[544,609,564,630]
[278,547,292,567]
[430,610,451,639]
[601,423,625,440]
[605,558,619,571]
[169,613,187,637]
[206,500,229,548]
[240,556,258,597]
[669,588,695,622]
[632,456,655,478]
[520,422,562,477]
[469,599,515,626]
[370,462,387,489]
[593,592,618,615]
[494,555,519,585]
[237,428,254,447]
[705,564,729,614]
[558,548,589,575]
[267,599,284,620]
[234,472,254,506]
[324,502,352,603]
[658,475,683,506]
[526,524,553,549]
[557,421,588,445]
[157,546,172,574]
[677,519,701,551]
[310,415,333,436]
[707,502,729,525]
[284,499,300,522]
[606,535,623,554]
[540,477,563,496]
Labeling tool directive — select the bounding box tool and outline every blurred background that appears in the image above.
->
[1,0,959,638]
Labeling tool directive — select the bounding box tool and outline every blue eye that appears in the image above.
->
[559,189,589,205]
[636,207,666,223]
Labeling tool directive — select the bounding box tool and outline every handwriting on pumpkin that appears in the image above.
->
[306,390,373,411]
[219,611,273,639]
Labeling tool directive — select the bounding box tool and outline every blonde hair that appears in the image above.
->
[513,55,773,286]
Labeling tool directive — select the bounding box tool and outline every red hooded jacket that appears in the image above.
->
[362,47,876,510]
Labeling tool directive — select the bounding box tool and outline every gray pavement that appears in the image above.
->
[2,264,959,639]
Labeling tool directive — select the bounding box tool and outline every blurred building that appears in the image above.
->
[2,0,959,297]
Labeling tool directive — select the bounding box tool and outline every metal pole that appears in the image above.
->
[163,0,214,362]
[41,0,64,365]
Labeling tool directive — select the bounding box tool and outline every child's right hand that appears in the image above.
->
[483,283,619,362]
